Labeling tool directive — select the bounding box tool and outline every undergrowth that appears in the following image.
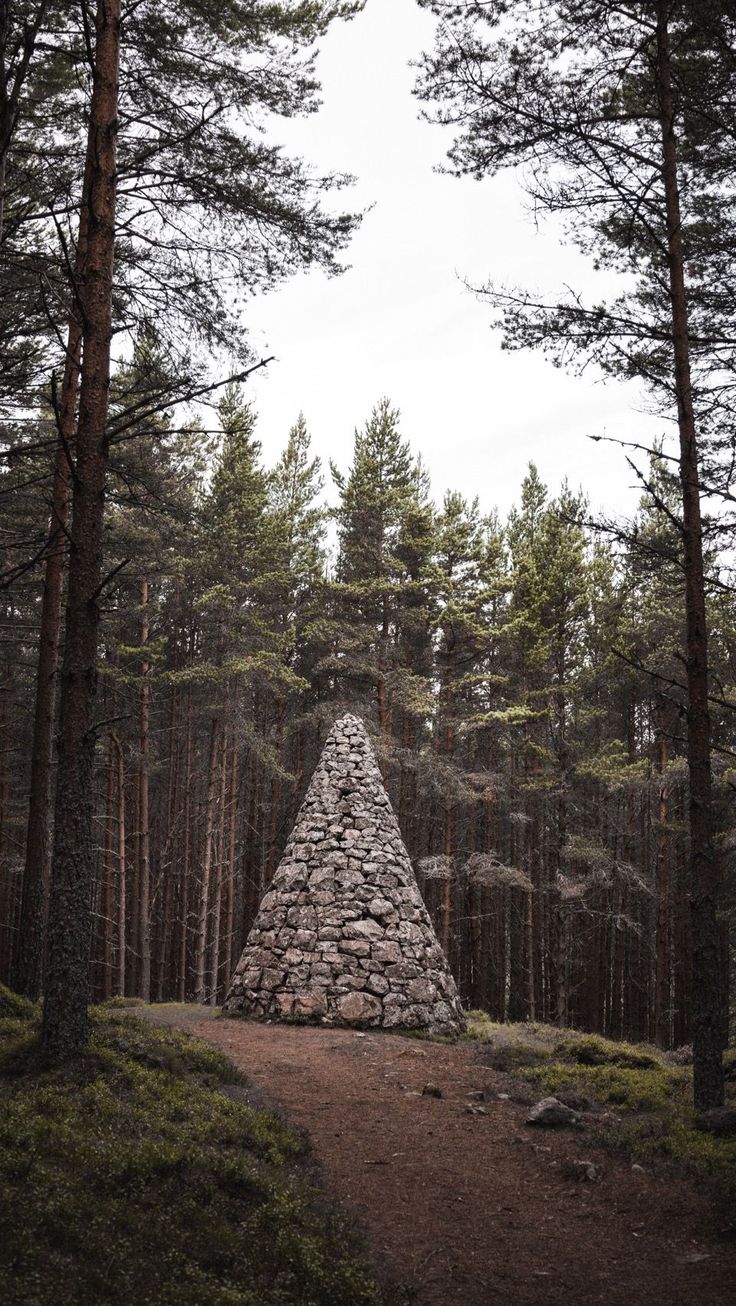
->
[0,985,387,1305]
[466,1011,736,1207]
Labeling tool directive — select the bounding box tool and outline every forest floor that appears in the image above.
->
[138,1004,736,1306]
[0,989,385,1306]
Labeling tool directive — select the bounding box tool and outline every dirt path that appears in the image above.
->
[142,1007,735,1305]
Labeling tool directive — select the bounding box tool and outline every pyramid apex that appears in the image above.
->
[330,712,367,730]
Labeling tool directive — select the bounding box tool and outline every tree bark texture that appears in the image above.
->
[194,718,220,1004]
[137,578,151,1001]
[42,0,121,1054]
[13,163,91,999]
[655,2,723,1110]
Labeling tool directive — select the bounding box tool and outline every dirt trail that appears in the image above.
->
[143,1007,735,1305]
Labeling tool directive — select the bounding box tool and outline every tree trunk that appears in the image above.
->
[210,726,228,1005]
[178,689,193,1001]
[42,0,121,1053]
[377,591,391,734]
[224,734,239,988]
[441,804,453,961]
[156,687,179,1001]
[655,3,723,1109]
[13,166,91,999]
[101,735,115,999]
[673,780,692,1046]
[0,666,12,979]
[110,732,126,997]
[654,730,671,1047]
[194,719,220,1003]
[507,886,527,1021]
[137,579,151,1001]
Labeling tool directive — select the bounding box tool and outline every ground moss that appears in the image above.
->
[97,996,147,1009]
[608,1114,736,1196]
[466,1012,736,1206]
[0,985,36,1022]
[553,1033,660,1070]
[0,984,387,1305]
[524,1058,685,1112]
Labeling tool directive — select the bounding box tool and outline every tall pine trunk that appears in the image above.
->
[110,732,126,996]
[13,162,91,999]
[654,730,671,1048]
[42,0,121,1053]
[194,719,220,1003]
[177,689,194,1001]
[101,735,115,1000]
[0,667,11,979]
[224,734,239,989]
[655,3,723,1110]
[137,579,151,1001]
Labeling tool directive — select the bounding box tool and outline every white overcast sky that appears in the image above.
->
[244,0,664,521]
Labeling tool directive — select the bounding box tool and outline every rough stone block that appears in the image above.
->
[344,918,384,941]
[294,990,327,1019]
[338,991,382,1024]
[339,939,371,957]
[371,941,402,964]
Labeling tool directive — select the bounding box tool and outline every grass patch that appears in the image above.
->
[467,1012,736,1206]
[0,985,36,1022]
[96,995,147,1010]
[0,985,387,1305]
[553,1033,660,1070]
[525,1058,682,1113]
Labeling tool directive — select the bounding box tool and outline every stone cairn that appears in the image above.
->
[224,714,465,1034]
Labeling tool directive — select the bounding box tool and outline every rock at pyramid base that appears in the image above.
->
[224,714,465,1035]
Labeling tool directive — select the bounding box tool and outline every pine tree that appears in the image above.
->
[415,0,732,1107]
[42,0,121,1055]
[330,399,431,734]
[13,0,365,1017]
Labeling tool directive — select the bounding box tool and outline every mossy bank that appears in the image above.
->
[0,986,387,1305]
[467,1012,736,1208]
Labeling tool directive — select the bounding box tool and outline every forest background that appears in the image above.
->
[0,0,734,1112]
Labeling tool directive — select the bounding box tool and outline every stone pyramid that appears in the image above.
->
[224,714,465,1034]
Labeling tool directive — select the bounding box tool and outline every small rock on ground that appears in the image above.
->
[527,1096,580,1127]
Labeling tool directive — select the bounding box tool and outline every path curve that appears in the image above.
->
[143,1007,735,1305]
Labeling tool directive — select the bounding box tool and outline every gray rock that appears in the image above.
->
[338,991,382,1024]
[339,940,371,957]
[293,990,327,1019]
[367,897,394,918]
[527,1097,580,1128]
[371,941,402,964]
[344,918,384,941]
